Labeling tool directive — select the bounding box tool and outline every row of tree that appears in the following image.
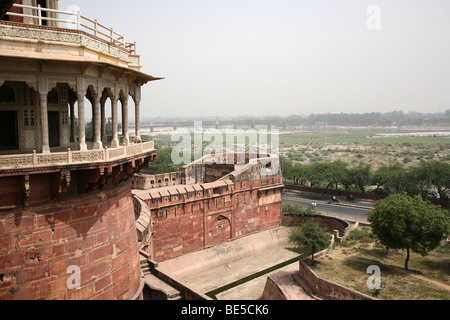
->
[281,157,450,200]
[300,110,450,127]
[145,110,450,128]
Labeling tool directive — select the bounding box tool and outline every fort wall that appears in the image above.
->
[132,154,285,263]
[281,214,351,242]
[297,260,374,300]
[0,180,143,300]
[134,177,283,262]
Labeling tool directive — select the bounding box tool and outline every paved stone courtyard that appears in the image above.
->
[157,227,313,300]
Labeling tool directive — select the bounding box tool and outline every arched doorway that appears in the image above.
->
[208,215,232,247]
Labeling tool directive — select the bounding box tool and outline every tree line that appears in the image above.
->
[281,157,450,201]
[143,110,450,128]
[300,110,450,127]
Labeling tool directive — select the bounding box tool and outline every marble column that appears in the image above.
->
[111,96,119,148]
[134,87,141,142]
[92,94,102,150]
[121,97,129,146]
[39,92,50,154]
[77,93,87,151]
[69,99,76,143]
[100,97,107,145]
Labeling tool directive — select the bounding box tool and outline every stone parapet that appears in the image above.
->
[0,141,155,171]
[0,21,132,67]
[281,214,351,242]
[298,260,374,300]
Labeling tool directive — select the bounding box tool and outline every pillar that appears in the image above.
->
[39,92,50,154]
[92,94,103,150]
[69,99,76,143]
[111,96,119,148]
[134,87,141,142]
[77,93,87,151]
[100,97,107,145]
[121,97,129,146]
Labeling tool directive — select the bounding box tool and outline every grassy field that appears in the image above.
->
[309,226,450,300]
[280,131,450,169]
[280,131,450,145]
[144,129,450,169]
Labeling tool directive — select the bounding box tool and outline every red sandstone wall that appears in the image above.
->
[143,178,284,262]
[0,181,142,300]
[298,260,373,300]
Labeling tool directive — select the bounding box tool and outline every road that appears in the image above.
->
[283,191,373,223]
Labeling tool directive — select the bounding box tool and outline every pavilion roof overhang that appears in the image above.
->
[0,53,164,86]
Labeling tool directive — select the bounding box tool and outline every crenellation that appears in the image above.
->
[132,153,284,263]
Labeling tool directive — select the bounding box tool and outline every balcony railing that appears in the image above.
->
[5,3,137,55]
[0,141,155,170]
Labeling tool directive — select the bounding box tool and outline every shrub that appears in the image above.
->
[282,202,319,217]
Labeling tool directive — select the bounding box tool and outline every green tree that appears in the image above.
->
[412,161,450,200]
[145,146,181,174]
[282,202,297,213]
[304,162,327,188]
[372,163,409,195]
[280,156,294,182]
[322,161,350,192]
[289,222,330,264]
[292,163,307,186]
[368,194,449,270]
[282,202,319,217]
[349,162,372,193]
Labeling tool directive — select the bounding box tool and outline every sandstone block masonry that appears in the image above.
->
[0,180,142,300]
[132,153,285,263]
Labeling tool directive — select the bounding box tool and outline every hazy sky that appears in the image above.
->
[59,0,450,119]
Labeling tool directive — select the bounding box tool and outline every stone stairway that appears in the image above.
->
[140,256,182,301]
[140,258,152,276]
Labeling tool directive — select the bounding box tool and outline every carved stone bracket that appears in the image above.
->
[1,152,156,208]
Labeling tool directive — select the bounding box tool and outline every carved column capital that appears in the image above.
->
[76,92,86,101]
[38,75,48,95]
[133,86,142,103]
[38,91,48,100]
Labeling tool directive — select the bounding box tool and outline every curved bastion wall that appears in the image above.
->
[0,179,143,300]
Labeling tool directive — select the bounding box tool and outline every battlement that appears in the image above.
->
[132,153,284,262]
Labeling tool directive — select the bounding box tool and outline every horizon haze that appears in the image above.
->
[60,0,450,119]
